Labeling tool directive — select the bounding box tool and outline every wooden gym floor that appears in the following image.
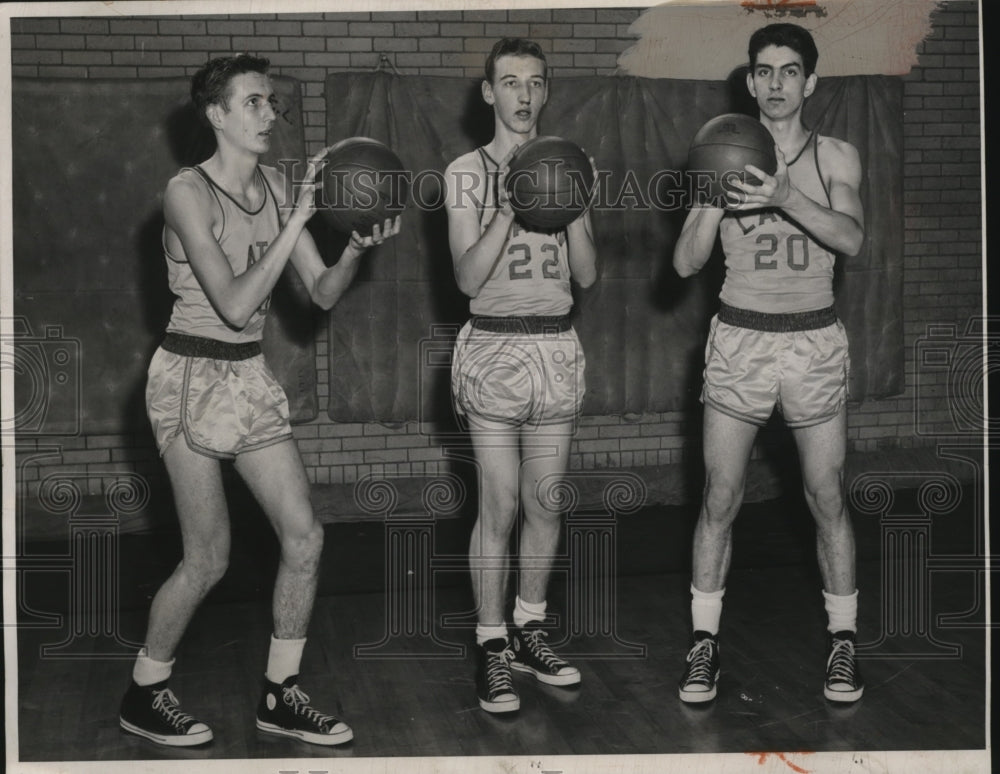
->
[12,478,989,763]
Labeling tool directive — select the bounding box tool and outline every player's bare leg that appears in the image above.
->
[120,440,229,746]
[235,440,324,639]
[510,420,580,686]
[467,416,522,629]
[234,439,353,744]
[691,406,759,593]
[791,407,854,595]
[791,407,862,702]
[145,441,231,660]
[516,422,573,604]
[679,405,758,703]
[467,415,522,712]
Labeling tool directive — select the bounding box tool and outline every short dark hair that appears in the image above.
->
[191,54,271,124]
[748,23,819,76]
[484,38,547,84]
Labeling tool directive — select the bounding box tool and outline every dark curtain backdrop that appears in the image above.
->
[11,76,317,434]
[324,71,904,424]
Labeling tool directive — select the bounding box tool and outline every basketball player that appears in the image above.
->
[673,23,866,704]
[444,38,598,713]
[118,54,400,746]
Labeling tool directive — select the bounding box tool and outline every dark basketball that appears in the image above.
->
[688,114,777,203]
[318,137,408,236]
[505,135,594,230]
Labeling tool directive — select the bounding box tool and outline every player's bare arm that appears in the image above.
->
[735,138,865,256]
[565,207,598,289]
[308,216,401,310]
[673,204,726,278]
[446,149,517,297]
[263,155,401,311]
[164,172,310,328]
[564,153,598,288]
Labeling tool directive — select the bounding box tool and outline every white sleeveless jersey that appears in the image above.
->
[718,132,838,314]
[464,147,573,317]
[163,165,282,342]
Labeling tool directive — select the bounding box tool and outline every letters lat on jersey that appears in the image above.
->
[735,211,780,236]
[247,241,269,267]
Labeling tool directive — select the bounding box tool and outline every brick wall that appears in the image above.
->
[9,4,983,494]
[893,1,984,450]
[9,9,638,156]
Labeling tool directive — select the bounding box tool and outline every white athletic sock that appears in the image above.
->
[823,589,858,633]
[691,585,725,636]
[265,635,307,684]
[513,596,547,628]
[476,624,509,646]
[132,647,174,687]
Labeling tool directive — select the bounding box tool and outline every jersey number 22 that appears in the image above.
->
[507,243,561,281]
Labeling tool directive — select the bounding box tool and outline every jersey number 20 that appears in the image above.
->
[754,233,810,271]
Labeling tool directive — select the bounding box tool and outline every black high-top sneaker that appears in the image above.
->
[119,680,213,746]
[678,631,720,703]
[511,623,581,686]
[475,637,520,713]
[256,675,353,745]
[824,630,864,702]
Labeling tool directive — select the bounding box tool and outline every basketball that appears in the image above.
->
[505,135,594,230]
[687,114,777,203]
[318,137,408,235]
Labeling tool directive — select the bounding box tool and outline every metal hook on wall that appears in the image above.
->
[375,53,401,75]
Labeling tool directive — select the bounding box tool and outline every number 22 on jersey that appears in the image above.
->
[501,223,566,281]
[506,242,562,280]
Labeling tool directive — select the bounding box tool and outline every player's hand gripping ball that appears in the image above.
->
[687,114,777,205]
[504,136,594,230]
[318,137,409,236]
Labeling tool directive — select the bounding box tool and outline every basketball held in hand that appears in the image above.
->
[687,114,777,205]
[504,136,594,231]
[318,137,409,236]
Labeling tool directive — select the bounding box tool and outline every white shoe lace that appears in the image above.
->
[522,628,568,672]
[683,638,716,686]
[485,646,516,695]
[151,688,197,731]
[282,684,339,730]
[826,638,857,686]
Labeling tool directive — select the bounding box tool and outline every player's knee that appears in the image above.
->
[279,519,324,568]
[702,475,744,522]
[477,506,519,545]
[301,520,326,555]
[481,487,519,527]
[804,472,845,518]
[182,546,229,593]
[203,556,229,588]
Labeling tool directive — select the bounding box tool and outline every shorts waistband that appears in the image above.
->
[717,303,837,332]
[161,332,262,360]
[470,315,572,334]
